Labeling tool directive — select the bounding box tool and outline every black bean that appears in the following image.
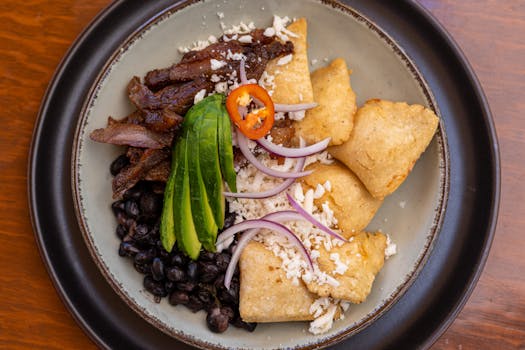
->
[133,223,150,241]
[110,154,129,176]
[187,295,205,313]
[115,224,127,240]
[213,274,226,291]
[199,262,219,283]
[143,276,167,297]
[140,192,163,217]
[116,211,129,227]
[186,261,198,281]
[123,185,143,201]
[199,251,215,261]
[111,200,126,216]
[223,211,237,230]
[169,290,189,305]
[166,266,186,282]
[118,242,139,257]
[134,262,151,274]
[170,253,186,267]
[221,306,235,322]
[206,307,229,333]
[215,253,231,272]
[151,258,165,281]
[164,281,176,293]
[176,281,196,292]
[134,248,155,265]
[125,200,140,218]
[196,288,213,306]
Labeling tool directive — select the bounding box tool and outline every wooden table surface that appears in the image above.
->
[1,0,523,349]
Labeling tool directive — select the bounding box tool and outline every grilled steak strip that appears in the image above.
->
[90,122,173,149]
[112,148,170,199]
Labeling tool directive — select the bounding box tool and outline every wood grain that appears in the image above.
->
[0,0,523,349]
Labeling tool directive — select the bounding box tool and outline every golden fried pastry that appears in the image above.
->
[305,232,387,303]
[301,162,383,237]
[294,58,357,146]
[263,18,314,104]
[239,241,316,322]
[329,99,439,199]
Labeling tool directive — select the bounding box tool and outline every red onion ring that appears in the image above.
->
[236,132,312,179]
[222,219,313,290]
[216,210,306,249]
[274,102,318,113]
[239,58,249,85]
[257,136,331,158]
[286,193,347,242]
[223,145,307,198]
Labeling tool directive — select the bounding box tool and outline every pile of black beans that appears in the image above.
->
[110,155,256,333]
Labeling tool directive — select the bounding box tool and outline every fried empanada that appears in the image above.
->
[294,58,357,146]
[301,162,383,237]
[239,241,316,322]
[263,18,314,104]
[305,232,387,303]
[329,99,439,199]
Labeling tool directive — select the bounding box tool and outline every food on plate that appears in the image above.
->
[301,162,383,235]
[90,14,439,336]
[294,58,357,146]
[262,18,314,104]
[239,241,316,322]
[304,232,387,303]
[328,99,440,199]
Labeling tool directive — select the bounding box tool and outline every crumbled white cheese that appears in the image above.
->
[263,27,275,37]
[314,184,325,199]
[309,304,338,334]
[323,180,332,192]
[214,82,228,93]
[311,58,318,65]
[223,21,256,35]
[210,74,221,83]
[288,110,305,121]
[238,35,253,43]
[277,54,293,66]
[399,200,406,208]
[210,59,227,70]
[216,11,224,19]
[193,89,206,104]
[267,15,299,42]
[385,234,397,259]
[225,49,245,61]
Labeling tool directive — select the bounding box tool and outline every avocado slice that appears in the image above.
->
[216,96,237,193]
[198,108,225,229]
[188,115,219,251]
[159,145,177,252]
[172,135,202,260]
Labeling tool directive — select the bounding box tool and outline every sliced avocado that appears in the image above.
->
[198,108,225,229]
[188,115,219,252]
[159,145,177,252]
[172,135,202,260]
[216,95,237,193]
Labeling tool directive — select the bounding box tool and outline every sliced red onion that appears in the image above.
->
[257,136,331,158]
[222,219,313,290]
[216,210,306,249]
[223,147,307,198]
[236,133,312,179]
[274,102,318,113]
[286,193,347,242]
[239,58,249,85]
